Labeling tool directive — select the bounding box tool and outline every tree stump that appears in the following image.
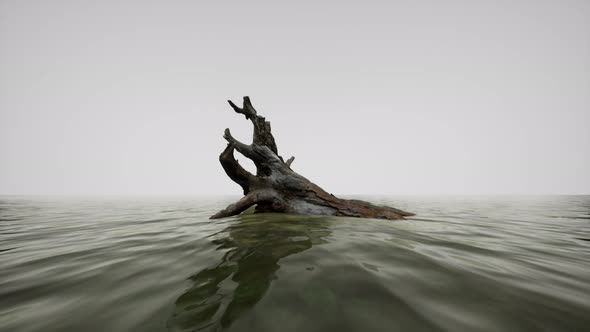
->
[210,96,414,220]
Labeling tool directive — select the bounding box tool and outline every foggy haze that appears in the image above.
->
[1,0,589,195]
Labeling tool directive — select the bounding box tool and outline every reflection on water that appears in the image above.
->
[167,214,332,331]
[1,196,589,332]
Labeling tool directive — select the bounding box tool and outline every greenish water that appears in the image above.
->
[1,196,589,332]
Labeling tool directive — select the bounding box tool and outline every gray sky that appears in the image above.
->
[1,0,589,195]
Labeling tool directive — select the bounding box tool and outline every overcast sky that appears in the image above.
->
[1,0,589,195]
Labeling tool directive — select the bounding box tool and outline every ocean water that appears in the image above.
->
[1,195,589,332]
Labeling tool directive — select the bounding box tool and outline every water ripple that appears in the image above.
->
[0,195,589,332]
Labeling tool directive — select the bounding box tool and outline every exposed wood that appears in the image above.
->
[285,156,295,168]
[211,96,414,220]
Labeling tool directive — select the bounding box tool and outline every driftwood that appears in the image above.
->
[210,96,414,220]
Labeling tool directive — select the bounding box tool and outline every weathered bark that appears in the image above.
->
[211,96,414,220]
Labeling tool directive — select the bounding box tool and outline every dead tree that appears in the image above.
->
[210,96,414,220]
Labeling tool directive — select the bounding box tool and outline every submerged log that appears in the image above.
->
[210,96,414,220]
